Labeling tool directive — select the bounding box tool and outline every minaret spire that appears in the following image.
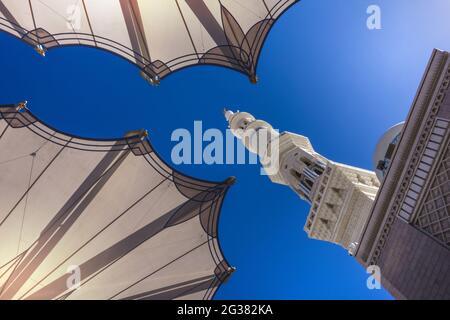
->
[224,109,380,253]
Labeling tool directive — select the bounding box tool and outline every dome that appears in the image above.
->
[373,122,405,181]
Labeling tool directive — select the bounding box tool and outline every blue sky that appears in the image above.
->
[1,0,450,299]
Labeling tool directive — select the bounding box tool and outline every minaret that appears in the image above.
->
[225,110,380,253]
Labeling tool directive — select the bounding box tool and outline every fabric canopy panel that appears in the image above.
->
[0,0,299,82]
[0,103,235,300]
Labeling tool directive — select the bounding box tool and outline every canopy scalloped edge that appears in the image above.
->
[0,0,300,83]
[0,103,235,300]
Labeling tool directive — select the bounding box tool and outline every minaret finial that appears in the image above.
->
[223,108,235,122]
[16,101,28,111]
[34,44,46,57]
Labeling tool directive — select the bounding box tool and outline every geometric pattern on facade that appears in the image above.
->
[415,123,450,248]
[0,0,299,82]
[0,104,234,300]
[398,119,449,222]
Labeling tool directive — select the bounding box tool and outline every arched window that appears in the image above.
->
[300,157,312,167]
[291,169,303,182]
[313,167,323,175]
[303,178,313,189]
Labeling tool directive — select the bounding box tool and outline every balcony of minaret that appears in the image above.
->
[304,162,379,248]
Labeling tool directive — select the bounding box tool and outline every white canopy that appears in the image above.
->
[0,103,235,300]
[0,0,299,82]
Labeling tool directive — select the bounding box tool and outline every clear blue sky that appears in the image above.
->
[1,0,450,299]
